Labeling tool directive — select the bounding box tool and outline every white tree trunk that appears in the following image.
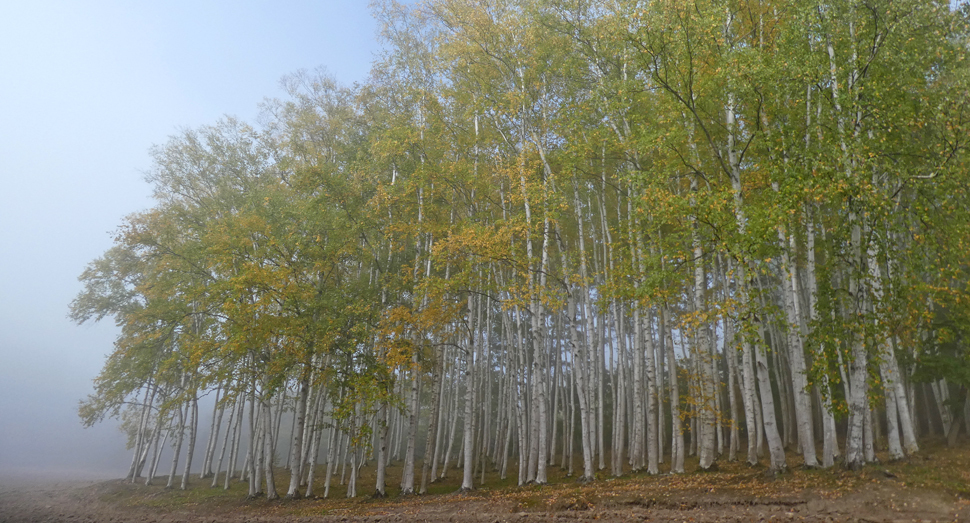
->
[303,393,326,498]
[460,294,477,491]
[261,386,278,500]
[776,221,819,468]
[844,220,868,470]
[166,400,186,490]
[179,395,198,490]
[689,173,716,470]
[420,348,444,493]
[631,306,644,472]
[400,348,420,494]
[286,378,309,498]
[201,384,223,479]
[804,205,838,467]
[754,336,788,473]
[662,309,684,474]
[567,291,595,482]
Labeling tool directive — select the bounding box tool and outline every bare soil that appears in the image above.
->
[4,446,969,522]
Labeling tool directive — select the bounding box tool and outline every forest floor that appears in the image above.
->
[3,439,969,523]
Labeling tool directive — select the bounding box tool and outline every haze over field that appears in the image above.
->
[0,0,384,481]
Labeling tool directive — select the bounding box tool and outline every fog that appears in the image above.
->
[0,1,387,483]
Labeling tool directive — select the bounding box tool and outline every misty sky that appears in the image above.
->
[0,1,391,480]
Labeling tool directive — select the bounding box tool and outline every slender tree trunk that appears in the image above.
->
[225,392,245,489]
[262,385,279,500]
[127,383,155,482]
[612,302,626,477]
[644,315,660,474]
[166,400,187,489]
[420,348,444,493]
[201,384,223,479]
[844,220,868,470]
[323,417,339,498]
[724,313,741,462]
[303,392,327,498]
[662,309,684,474]
[441,355,461,480]
[400,346,420,494]
[886,341,919,454]
[775,215,819,467]
[432,350,450,481]
[286,376,310,498]
[513,306,529,485]
[568,291,595,482]
[805,205,838,467]
[143,396,166,485]
[754,333,788,473]
[460,294,477,491]
[179,394,198,490]
[689,173,716,470]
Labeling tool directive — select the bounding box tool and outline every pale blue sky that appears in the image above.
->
[0,0,394,479]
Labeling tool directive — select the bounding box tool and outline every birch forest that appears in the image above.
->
[71,0,970,499]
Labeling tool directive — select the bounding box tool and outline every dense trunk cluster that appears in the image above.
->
[71,0,970,497]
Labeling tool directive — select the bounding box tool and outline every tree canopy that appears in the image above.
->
[73,0,970,498]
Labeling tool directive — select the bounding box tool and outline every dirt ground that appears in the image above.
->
[2,473,968,523]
